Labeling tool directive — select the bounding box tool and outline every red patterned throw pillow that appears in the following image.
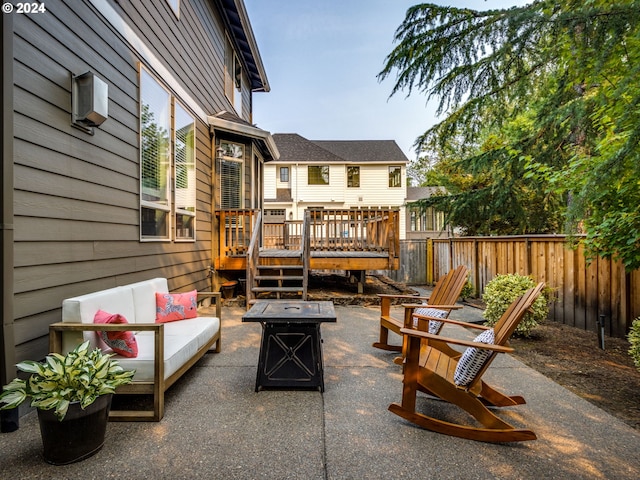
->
[93,310,138,358]
[155,290,198,323]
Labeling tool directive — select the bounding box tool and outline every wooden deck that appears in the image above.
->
[215,208,400,272]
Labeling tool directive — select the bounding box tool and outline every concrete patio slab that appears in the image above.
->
[1,302,639,479]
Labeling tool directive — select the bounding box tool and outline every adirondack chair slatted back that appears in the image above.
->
[493,282,545,346]
[428,265,468,306]
[465,282,545,391]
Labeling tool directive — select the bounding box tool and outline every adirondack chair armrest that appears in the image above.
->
[402,304,462,310]
[411,314,491,330]
[378,294,429,302]
[399,327,514,353]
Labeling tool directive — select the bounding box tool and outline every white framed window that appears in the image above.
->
[174,101,196,241]
[218,141,244,209]
[225,38,243,115]
[388,166,402,188]
[140,67,197,241]
[280,166,289,182]
[140,68,171,240]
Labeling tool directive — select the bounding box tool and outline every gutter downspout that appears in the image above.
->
[1,12,17,432]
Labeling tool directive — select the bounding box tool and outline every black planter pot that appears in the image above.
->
[37,393,112,465]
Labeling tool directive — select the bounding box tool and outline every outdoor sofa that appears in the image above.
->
[49,277,221,421]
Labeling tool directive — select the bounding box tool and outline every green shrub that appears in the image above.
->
[628,317,640,371]
[460,276,474,300]
[482,273,549,337]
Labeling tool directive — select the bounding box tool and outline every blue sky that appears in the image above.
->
[244,0,530,161]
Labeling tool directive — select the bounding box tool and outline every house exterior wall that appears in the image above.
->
[264,162,407,238]
[8,0,256,363]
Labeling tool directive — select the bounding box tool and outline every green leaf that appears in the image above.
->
[0,390,27,409]
[16,360,44,375]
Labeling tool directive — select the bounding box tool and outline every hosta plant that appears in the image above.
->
[0,341,135,421]
[628,317,640,372]
[482,274,549,337]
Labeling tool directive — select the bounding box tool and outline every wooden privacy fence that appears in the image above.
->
[431,235,640,338]
[375,239,430,285]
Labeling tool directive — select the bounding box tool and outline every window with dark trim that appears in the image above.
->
[388,166,402,188]
[308,165,329,185]
[347,166,360,187]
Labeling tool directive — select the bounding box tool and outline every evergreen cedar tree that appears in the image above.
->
[379,1,640,271]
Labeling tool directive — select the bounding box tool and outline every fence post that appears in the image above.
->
[473,238,480,297]
[449,237,454,271]
[426,239,434,285]
[525,237,531,275]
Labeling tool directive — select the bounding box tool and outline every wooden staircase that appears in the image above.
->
[246,211,310,305]
[251,261,306,300]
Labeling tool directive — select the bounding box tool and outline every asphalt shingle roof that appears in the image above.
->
[314,140,408,164]
[406,186,444,201]
[272,133,409,164]
[272,134,345,163]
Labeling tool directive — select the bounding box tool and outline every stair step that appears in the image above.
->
[251,287,304,293]
[257,264,302,270]
[255,275,304,281]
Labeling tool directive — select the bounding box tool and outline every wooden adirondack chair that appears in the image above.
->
[373,265,468,353]
[389,282,545,443]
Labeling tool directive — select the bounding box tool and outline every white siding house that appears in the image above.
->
[266,134,409,238]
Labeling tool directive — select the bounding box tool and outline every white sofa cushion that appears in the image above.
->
[117,332,198,382]
[160,317,220,351]
[62,286,136,350]
[130,278,169,324]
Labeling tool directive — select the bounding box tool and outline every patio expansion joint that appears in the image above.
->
[321,389,329,480]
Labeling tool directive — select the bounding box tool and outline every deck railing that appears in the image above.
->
[306,208,399,253]
[217,207,400,268]
[216,209,258,258]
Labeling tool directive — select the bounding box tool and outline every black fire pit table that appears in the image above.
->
[242,300,336,392]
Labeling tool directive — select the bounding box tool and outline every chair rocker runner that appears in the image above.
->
[389,282,545,443]
[373,265,468,353]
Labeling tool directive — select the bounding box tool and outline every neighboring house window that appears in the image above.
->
[174,102,196,240]
[280,167,289,182]
[225,38,243,115]
[347,166,360,187]
[140,69,171,240]
[308,165,329,185]
[219,141,244,209]
[388,166,402,188]
[410,205,445,231]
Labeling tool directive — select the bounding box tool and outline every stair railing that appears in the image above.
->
[245,210,262,305]
[301,210,311,300]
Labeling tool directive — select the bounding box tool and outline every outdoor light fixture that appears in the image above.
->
[72,71,108,133]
